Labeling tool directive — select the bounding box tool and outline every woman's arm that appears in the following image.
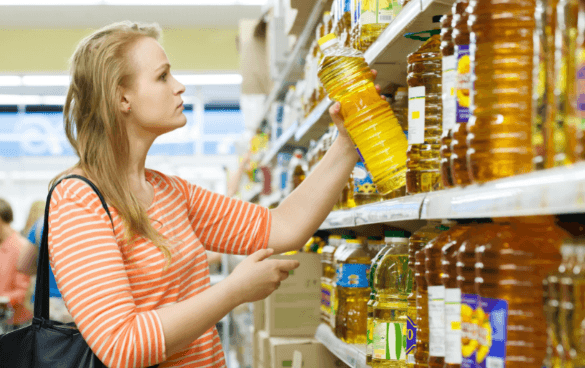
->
[268,106,359,254]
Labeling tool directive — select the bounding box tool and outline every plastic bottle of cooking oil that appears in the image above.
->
[560,240,585,368]
[317,34,408,194]
[457,223,500,368]
[393,87,409,135]
[440,11,456,189]
[322,235,342,326]
[466,0,535,183]
[415,249,430,368]
[288,149,307,195]
[426,223,473,368]
[533,0,558,170]
[359,0,393,51]
[567,0,585,163]
[392,0,402,17]
[405,20,443,195]
[442,220,489,368]
[475,217,568,367]
[336,238,371,343]
[407,222,444,368]
[449,0,472,187]
[372,231,410,367]
[549,244,576,367]
[368,236,395,366]
[333,235,353,332]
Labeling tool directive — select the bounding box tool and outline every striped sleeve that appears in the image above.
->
[48,180,166,368]
[173,177,271,255]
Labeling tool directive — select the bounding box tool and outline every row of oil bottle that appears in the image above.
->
[282,0,585,212]
[319,215,585,368]
[301,0,410,118]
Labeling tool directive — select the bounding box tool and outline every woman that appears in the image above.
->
[48,21,372,367]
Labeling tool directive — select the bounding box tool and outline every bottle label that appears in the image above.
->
[353,161,379,196]
[406,316,417,356]
[367,315,374,357]
[428,285,446,357]
[477,297,508,368]
[408,86,426,144]
[361,0,393,25]
[456,44,471,123]
[373,320,407,360]
[337,263,370,288]
[442,55,457,135]
[445,288,462,364]
[461,293,479,368]
[321,279,332,313]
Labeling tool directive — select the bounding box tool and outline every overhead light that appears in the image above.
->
[175,74,242,85]
[0,95,68,105]
[22,75,71,86]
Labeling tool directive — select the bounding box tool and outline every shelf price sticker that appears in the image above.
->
[408,86,426,144]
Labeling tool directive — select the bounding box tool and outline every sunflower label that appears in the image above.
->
[477,297,508,368]
[461,293,479,368]
[353,161,379,196]
[406,316,417,362]
[373,321,407,361]
[456,44,471,123]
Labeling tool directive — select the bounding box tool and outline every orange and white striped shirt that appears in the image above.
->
[48,169,271,368]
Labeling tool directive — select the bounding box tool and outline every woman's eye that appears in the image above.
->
[160,73,167,81]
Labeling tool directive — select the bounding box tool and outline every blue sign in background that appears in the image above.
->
[0,109,244,157]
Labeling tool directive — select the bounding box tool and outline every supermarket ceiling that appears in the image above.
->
[0,1,267,28]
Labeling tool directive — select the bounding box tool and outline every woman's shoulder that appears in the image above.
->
[146,168,194,192]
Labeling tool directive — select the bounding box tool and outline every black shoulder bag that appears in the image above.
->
[0,175,158,368]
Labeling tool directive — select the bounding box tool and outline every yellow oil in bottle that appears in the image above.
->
[450,0,472,187]
[337,238,371,344]
[562,240,585,368]
[322,235,342,327]
[359,0,393,51]
[318,34,408,194]
[440,11,456,189]
[458,223,500,368]
[476,217,568,368]
[369,239,394,365]
[425,224,472,368]
[333,235,353,333]
[407,222,444,368]
[406,27,443,194]
[372,232,410,367]
[415,249,430,368]
[570,0,585,162]
[391,88,409,199]
[549,244,576,367]
[466,1,535,183]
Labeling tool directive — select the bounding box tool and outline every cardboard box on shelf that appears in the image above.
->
[253,299,265,331]
[264,253,321,337]
[269,338,346,368]
[238,18,273,95]
[257,330,271,366]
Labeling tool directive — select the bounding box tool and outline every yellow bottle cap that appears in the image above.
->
[318,33,337,47]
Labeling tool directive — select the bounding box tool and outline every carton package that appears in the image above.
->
[253,299,266,331]
[264,253,321,337]
[269,338,345,368]
[238,19,272,95]
[257,330,271,366]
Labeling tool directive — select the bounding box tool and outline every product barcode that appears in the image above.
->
[379,15,394,22]
[407,354,415,364]
[486,357,504,368]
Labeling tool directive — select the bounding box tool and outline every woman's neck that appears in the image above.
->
[0,223,15,245]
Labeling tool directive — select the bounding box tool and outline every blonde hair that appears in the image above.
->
[22,200,45,236]
[52,21,172,268]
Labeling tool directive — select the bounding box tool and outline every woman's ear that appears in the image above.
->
[118,86,132,114]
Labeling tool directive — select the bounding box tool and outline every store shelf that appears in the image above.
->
[252,0,333,129]
[421,163,585,220]
[260,121,299,167]
[354,194,425,225]
[294,97,332,146]
[315,323,367,368]
[318,164,585,230]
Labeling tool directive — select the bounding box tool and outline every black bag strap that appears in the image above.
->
[34,175,114,320]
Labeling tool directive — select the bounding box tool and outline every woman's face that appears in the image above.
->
[122,37,187,137]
